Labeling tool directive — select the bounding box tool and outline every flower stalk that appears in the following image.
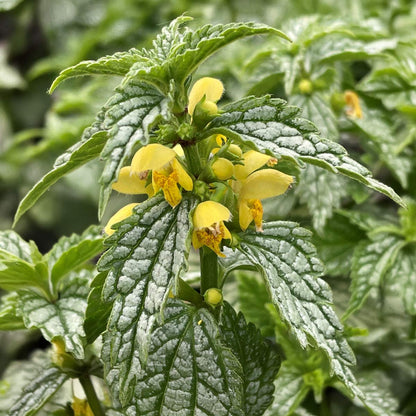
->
[78,374,105,416]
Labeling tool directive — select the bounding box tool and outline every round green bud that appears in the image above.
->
[298,79,313,95]
[204,288,223,307]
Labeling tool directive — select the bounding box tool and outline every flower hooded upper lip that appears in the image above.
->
[192,200,232,257]
[188,77,224,117]
[131,143,193,208]
[234,150,293,231]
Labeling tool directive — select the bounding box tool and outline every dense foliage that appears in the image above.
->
[1,1,416,415]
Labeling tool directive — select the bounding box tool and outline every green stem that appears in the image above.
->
[183,144,204,177]
[200,246,219,294]
[320,390,331,416]
[79,374,105,416]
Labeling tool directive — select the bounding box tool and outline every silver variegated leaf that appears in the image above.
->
[8,360,68,416]
[49,48,143,92]
[295,165,348,232]
[124,18,288,88]
[220,302,280,416]
[209,96,403,206]
[385,244,416,316]
[264,362,309,416]
[231,222,360,395]
[20,271,91,359]
[0,230,38,262]
[98,80,167,217]
[119,299,244,416]
[344,233,406,319]
[98,195,196,404]
[290,93,338,140]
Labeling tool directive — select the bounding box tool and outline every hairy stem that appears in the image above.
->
[79,374,105,416]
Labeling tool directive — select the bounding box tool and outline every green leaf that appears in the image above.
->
[348,101,412,188]
[220,302,280,416]
[344,233,406,319]
[290,93,338,140]
[264,362,309,416]
[231,222,360,395]
[0,350,72,414]
[0,258,48,293]
[316,36,397,63]
[0,292,25,330]
[124,18,289,88]
[98,195,196,403]
[296,165,348,232]
[313,214,365,276]
[13,131,108,225]
[386,245,416,316]
[356,371,401,416]
[49,49,142,93]
[46,225,104,289]
[209,96,404,207]
[0,230,39,263]
[84,271,112,344]
[20,271,91,359]
[8,364,68,416]
[98,80,167,217]
[236,271,276,337]
[115,299,244,415]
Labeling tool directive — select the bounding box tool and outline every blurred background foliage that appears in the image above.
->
[1,0,416,414]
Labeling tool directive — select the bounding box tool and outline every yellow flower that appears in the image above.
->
[72,398,94,416]
[188,77,224,117]
[238,169,293,231]
[112,166,153,195]
[233,150,292,231]
[192,201,232,257]
[344,90,363,119]
[131,143,193,207]
[104,203,138,235]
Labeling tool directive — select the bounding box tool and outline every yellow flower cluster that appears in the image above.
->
[104,77,293,258]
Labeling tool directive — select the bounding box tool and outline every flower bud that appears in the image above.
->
[298,79,313,94]
[204,288,223,307]
[212,158,234,180]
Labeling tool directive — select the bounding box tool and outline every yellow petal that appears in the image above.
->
[192,222,231,257]
[112,166,149,195]
[239,200,253,231]
[188,77,224,116]
[173,143,185,157]
[153,170,182,207]
[104,203,138,235]
[193,201,231,229]
[171,158,193,191]
[212,158,234,180]
[215,134,227,146]
[240,169,293,201]
[131,144,176,173]
[234,150,275,180]
[344,90,363,119]
[238,199,264,231]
